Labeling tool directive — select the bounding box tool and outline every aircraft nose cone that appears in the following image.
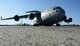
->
[53,6,65,15]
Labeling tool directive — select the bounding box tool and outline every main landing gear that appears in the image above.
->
[56,23,60,26]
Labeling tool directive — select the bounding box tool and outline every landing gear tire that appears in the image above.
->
[33,23,40,26]
[44,24,53,26]
[56,23,60,26]
[33,24,39,26]
[45,25,52,26]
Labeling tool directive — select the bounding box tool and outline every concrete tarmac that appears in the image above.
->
[0,26,80,46]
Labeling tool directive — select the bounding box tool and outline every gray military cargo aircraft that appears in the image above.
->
[1,6,72,26]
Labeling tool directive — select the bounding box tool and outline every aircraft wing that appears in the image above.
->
[19,15,28,19]
[1,10,41,21]
[1,16,14,20]
[1,14,28,20]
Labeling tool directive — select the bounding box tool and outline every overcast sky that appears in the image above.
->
[0,0,80,25]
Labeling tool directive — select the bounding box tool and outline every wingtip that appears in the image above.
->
[1,16,2,20]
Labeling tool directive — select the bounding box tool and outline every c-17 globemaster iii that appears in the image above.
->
[1,6,72,26]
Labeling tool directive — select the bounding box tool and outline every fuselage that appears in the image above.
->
[36,6,66,25]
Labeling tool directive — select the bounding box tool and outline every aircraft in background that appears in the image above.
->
[1,6,72,26]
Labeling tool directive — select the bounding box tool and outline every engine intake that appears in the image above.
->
[14,15,20,21]
[64,17,72,23]
[29,13,35,20]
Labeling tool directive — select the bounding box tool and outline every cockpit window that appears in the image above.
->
[53,7,62,10]
[56,10,59,12]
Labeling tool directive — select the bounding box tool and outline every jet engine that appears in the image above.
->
[64,17,72,23]
[14,15,20,21]
[28,13,35,20]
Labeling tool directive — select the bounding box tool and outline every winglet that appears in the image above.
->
[1,16,2,20]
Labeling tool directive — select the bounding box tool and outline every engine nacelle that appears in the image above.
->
[64,17,72,23]
[29,13,35,20]
[14,15,20,21]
